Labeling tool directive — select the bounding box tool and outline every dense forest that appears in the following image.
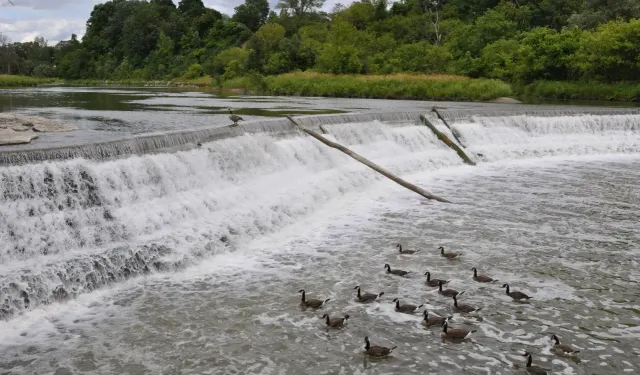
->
[1,0,640,85]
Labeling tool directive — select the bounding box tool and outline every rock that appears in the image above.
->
[0,113,77,133]
[0,113,77,146]
[491,97,522,104]
[0,128,39,145]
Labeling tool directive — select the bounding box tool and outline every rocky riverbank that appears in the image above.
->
[0,113,78,146]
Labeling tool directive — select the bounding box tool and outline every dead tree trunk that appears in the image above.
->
[419,115,475,166]
[287,116,451,203]
[431,107,467,147]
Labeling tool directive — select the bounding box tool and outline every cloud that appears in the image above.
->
[0,0,355,44]
[4,0,86,10]
[0,17,85,44]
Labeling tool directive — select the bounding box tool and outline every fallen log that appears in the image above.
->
[286,116,451,203]
[419,115,476,166]
[431,107,467,148]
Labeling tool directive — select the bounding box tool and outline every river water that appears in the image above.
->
[1,88,639,375]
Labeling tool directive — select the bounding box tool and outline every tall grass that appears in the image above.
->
[0,75,58,87]
[263,72,513,101]
[522,81,640,102]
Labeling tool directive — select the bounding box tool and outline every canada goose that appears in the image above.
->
[320,314,349,328]
[424,271,449,287]
[384,264,410,277]
[298,289,330,308]
[438,280,460,297]
[471,267,494,282]
[551,334,579,355]
[392,298,423,314]
[397,244,418,254]
[441,320,476,340]
[439,246,460,259]
[422,310,450,327]
[354,286,384,303]
[452,294,482,314]
[502,284,532,300]
[363,336,397,357]
[228,109,244,126]
[521,352,548,375]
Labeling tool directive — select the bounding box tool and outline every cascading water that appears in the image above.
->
[447,114,640,161]
[0,122,463,320]
[2,108,640,375]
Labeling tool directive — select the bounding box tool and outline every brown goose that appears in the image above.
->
[320,314,349,328]
[439,246,460,259]
[441,320,476,340]
[452,294,482,314]
[551,334,579,355]
[422,310,450,327]
[471,267,494,283]
[424,271,449,287]
[228,109,243,126]
[298,289,330,308]
[438,280,460,297]
[502,284,532,300]
[392,298,423,314]
[522,352,548,375]
[384,264,410,277]
[397,244,419,254]
[354,286,384,303]
[363,336,397,357]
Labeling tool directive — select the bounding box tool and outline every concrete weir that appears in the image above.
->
[2,106,640,166]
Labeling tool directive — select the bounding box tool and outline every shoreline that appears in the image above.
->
[1,74,639,104]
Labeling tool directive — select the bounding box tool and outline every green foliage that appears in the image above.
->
[265,72,512,100]
[522,81,640,102]
[0,74,57,87]
[183,63,204,79]
[233,0,270,32]
[3,0,640,101]
[213,47,251,79]
[574,19,640,81]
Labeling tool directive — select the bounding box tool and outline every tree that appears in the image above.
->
[122,3,163,67]
[568,0,640,29]
[276,0,326,17]
[233,0,270,32]
[421,0,443,44]
[178,0,206,18]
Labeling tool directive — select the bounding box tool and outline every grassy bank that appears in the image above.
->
[522,81,640,102]
[0,75,59,87]
[262,73,512,101]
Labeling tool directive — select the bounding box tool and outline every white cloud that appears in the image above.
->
[0,0,355,44]
[0,18,85,44]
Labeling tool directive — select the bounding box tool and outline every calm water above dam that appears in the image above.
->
[0,87,639,374]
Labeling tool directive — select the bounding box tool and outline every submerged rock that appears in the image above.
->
[0,128,39,145]
[0,113,77,146]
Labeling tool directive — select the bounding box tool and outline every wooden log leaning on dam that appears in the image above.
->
[430,108,468,148]
[419,114,476,166]
[286,115,451,203]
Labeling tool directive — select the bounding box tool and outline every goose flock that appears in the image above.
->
[297,244,580,374]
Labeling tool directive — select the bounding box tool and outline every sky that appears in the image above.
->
[0,0,349,45]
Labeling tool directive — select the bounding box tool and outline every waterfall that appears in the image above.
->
[2,108,639,321]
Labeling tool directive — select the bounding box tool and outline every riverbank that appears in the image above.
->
[3,73,639,103]
[67,73,513,101]
[520,81,640,102]
[0,75,59,87]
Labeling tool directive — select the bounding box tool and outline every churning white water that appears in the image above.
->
[1,112,640,375]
